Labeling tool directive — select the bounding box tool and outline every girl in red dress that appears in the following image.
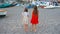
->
[31,6,39,32]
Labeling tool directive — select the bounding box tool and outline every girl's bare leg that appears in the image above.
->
[24,24,28,32]
[31,24,37,32]
[31,24,34,31]
[33,24,37,32]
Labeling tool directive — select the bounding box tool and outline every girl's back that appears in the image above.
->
[22,12,29,17]
[31,6,39,24]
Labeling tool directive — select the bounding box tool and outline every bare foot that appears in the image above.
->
[25,29,28,32]
[34,29,36,32]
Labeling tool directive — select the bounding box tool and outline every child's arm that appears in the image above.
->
[38,11,40,22]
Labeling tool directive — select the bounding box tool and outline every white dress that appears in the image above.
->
[22,12,29,24]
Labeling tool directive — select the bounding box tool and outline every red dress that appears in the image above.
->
[31,11,38,24]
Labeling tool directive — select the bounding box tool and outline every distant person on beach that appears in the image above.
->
[22,8,29,32]
[31,6,39,32]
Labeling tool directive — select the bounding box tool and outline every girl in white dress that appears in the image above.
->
[22,8,29,32]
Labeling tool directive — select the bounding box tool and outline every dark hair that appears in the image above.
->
[34,6,37,10]
[24,8,28,12]
[33,6,38,15]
